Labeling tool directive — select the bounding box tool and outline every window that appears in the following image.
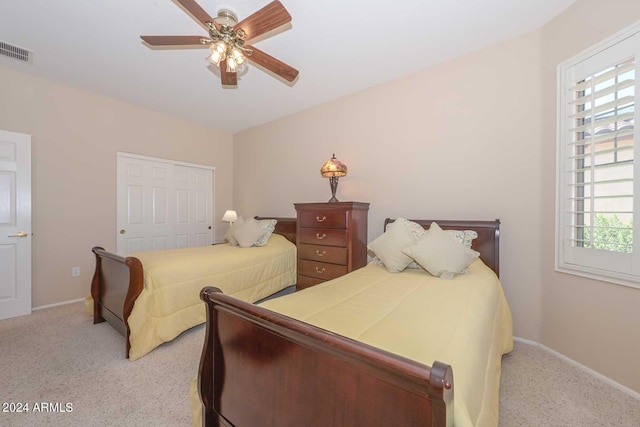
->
[557,24,640,287]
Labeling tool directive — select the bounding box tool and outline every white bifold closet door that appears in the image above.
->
[116,153,214,255]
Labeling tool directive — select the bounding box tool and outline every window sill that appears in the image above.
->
[555,263,640,290]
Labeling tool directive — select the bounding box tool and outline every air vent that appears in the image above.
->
[0,41,33,64]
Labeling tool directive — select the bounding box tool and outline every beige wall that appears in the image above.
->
[0,66,234,307]
[540,0,640,393]
[235,0,640,394]
[235,31,545,342]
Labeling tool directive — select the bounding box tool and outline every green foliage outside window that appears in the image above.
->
[583,213,633,253]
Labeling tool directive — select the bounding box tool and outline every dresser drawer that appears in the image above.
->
[298,260,347,280]
[298,228,347,247]
[298,244,348,265]
[299,210,347,228]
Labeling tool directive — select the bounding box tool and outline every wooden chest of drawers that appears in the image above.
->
[295,202,369,290]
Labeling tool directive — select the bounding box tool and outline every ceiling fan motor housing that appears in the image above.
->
[214,9,238,27]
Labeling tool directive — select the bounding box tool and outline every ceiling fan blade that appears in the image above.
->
[220,60,238,86]
[246,46,298,82]
[175,0,216,28]
[140,35,207,46]
[234,1,291,42]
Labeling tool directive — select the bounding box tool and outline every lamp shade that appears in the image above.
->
[320,154,347,178]
[221,210,238,223]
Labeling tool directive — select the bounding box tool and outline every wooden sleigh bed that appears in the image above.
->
[194,219,512,427]
[90,217,297,360]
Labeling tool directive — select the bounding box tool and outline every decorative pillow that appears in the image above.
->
[403,222,480,279]
[367,219,418,273]
[253,219,277,247]
[233,218,267,248]
[385,217,427,239]
[447,229,478,248]
[372,218,425,269]
[371,219,480,271]
[224,216,245,246]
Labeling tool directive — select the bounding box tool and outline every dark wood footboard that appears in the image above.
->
[91,247,143,358]
[197,287,454,427]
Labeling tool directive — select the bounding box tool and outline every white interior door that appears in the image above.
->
[175,165,214,248]
[0,130,31,320]
[117,153,214,255]
[117,155,175,254]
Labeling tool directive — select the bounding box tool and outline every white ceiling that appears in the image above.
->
[0,0,576,133]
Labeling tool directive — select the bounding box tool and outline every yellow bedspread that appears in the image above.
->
[257,259,513,427]
[128,233,296,360]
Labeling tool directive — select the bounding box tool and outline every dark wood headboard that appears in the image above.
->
[384,219,500,277]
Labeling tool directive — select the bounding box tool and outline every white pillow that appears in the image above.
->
[372,218,425,269]
[447,229,478,248]
[367,219,418,273]
[224,216,245,246]
[386,218,427,239]
[253,219,277,247]
[233,218,267,248]
[403,222,479,279]
[383,219,478,248]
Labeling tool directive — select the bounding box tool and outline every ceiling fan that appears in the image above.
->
[141,0,298,87]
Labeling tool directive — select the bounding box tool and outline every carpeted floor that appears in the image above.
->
[1,301,639,426]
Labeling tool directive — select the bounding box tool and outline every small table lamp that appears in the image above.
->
[320,154,347,202]
[222,210,238,225]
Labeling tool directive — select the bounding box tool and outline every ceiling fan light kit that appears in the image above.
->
[141,0,298,87]
[202,11,251,73]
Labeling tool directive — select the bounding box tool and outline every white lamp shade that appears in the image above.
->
[222,210,238,223]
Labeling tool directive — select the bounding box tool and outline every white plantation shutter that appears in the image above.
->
[557,28,640,287]
[567,56,635,252]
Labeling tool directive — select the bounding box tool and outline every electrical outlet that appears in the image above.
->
[72,267,80,277]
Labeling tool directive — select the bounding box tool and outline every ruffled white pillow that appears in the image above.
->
[447,229,478,247]
[254,219,277,247]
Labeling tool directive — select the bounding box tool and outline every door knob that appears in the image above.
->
[8,231,28,238]
[120,229,126,234]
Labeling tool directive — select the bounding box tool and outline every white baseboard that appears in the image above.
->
[33,297,85,311]
[513,336,640,401]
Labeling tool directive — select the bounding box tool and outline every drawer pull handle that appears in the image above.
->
[316,215,327,222]
[315,267,325,274]
[316,250,326,257]
[316,232,327,240]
